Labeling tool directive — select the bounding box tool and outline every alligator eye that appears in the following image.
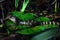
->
[9,16,16,23]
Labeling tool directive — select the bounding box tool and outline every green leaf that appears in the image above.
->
[12,11,36,21]
[20,0,30,12]
[12,11,24,17]
[16,28,36,34]
[20,13,36,21]
[16,26,46,35]
[16,25,29,30]
[16,24,58,35]
[47,24,58,28]
[35,17,50,22]
[5,20,15,26]
[12,11,24,19]
[5,20,16,30]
